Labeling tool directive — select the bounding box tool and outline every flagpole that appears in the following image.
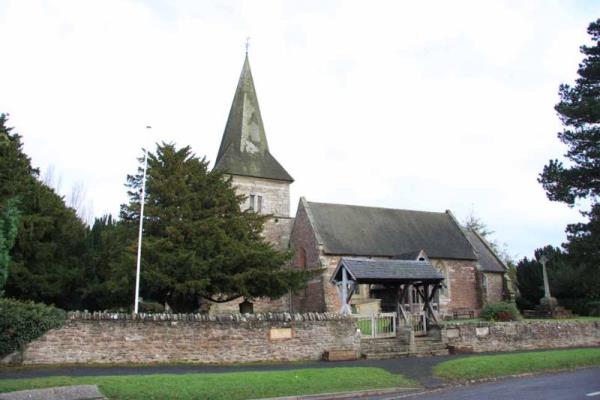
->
[134,126,151,314]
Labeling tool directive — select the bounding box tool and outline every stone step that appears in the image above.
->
[415,343,447,350]
[413,348,450,357]
[414,336,442,342]
[363,351,410,360]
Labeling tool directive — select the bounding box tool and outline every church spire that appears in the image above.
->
[214,54,293,182]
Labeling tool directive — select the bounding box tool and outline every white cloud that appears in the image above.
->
[0,0,597,259]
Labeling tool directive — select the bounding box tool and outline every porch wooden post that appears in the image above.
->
[340,268,352,315]
[423,283,440,323]
[396,284,408,323]
[423,284,430,327]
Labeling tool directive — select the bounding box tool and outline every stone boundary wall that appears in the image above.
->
[10,312,360,365]
[442,320,600,353]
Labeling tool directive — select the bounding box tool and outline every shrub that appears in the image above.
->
[587,301,600,317]
[481,301,521,321]
[0,298,66,357]
[139,300,165,313]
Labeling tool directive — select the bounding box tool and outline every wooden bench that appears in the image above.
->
[323,350,358,361]
[451,308,475,320]
[523,309,552,319]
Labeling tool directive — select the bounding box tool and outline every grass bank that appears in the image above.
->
[0,367,417,400]
[434,348,600,381]
[440,316,600,325]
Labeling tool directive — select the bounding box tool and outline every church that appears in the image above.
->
[210,54,509,319]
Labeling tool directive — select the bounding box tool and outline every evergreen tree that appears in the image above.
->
[79,215,134,310]
[0,114,37,204]
[119,143,311,312]
[538,19,600,300]
[0,198,20,294]
[0,114,88,309]
[516,246,584,310]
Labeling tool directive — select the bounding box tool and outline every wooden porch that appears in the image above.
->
[331,257,446,338]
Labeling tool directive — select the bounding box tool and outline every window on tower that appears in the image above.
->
[249,195,255,211]
[257,195,263,213]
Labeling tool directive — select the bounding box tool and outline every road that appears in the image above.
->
[383,368,600,400]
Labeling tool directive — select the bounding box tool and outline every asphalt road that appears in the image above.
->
[384,368,600,400]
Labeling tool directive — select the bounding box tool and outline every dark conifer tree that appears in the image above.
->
[119,143,312,312]
[0,114,88,309]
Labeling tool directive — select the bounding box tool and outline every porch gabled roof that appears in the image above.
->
[331,257,445,285]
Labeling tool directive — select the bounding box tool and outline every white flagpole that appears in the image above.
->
[134,126,151,314]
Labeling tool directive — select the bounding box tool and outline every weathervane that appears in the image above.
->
[245,37,250,54]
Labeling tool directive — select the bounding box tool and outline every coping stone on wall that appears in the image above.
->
[66,311,350,323]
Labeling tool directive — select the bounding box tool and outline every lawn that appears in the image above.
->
[0,367,418,400]
[440,316,600,325]
[434,347,600,381]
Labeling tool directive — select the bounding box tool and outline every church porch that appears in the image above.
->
[331,257,446,338]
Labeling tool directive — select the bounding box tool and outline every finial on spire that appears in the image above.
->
[245,37,250,54]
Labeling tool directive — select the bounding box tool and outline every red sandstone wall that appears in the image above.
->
[289,201,327,313]
[441,259,481,313]
[484,272,504,305]
[443,320,600,353]
[14,313,359,365]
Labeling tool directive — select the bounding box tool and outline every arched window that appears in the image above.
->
[298,247,307,269]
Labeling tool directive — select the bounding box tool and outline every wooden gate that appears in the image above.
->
[355,312,397,339]
[410,311,427,336]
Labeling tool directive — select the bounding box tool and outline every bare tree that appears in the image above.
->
[68,181,93,225]
[42,164,62,193]
[463,208,514,265]
[43,166,93,225]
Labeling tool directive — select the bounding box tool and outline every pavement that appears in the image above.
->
[0,385,105,400]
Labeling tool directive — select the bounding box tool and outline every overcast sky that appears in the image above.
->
[1,0,599,260]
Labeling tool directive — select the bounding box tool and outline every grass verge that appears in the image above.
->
[440,316,600,325]
[434,348,600,381]
[0,367,417,400]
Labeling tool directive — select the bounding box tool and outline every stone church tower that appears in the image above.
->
[210,54,294,313]
[214,54,294,250]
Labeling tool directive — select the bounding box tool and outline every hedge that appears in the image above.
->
[0,298,66,357]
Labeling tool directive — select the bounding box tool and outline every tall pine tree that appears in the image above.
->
[539,19,600,300]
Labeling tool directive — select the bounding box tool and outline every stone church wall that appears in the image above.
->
[290,201,327,313]
[441,259,481,314]
[263,217,294,251]
[482,271,504,305]
[230,175,290,218]
[10,312,359,365]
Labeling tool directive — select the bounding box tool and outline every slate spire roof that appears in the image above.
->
[214,54,293,182]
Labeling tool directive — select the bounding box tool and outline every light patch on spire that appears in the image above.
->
[240,93,261,154]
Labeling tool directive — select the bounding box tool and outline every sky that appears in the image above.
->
[1,0,599,260]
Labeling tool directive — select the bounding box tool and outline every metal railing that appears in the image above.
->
[354,312,397,339]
